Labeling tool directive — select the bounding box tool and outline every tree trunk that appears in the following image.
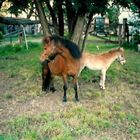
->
[118,24,122,45]
[66,0,77,39]
[0,0,5,9]
[81,12,94,52]
[56,0,64,36]
[27,3,34,19]
[71,14,85,46]
[34,0,50,36]
[45,0,59,35]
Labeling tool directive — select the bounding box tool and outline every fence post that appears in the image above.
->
[19,31,23,46]
[122,18,128,44]
[118,24,122,45]
[9,25,13,44]
[21,25,29,50]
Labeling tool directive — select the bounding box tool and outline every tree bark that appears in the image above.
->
[27,3,34,19]
[66,0,77,38]
[0,0,5,9]
[34,0,50,36]
[45,0,59,35]
[81,12,94,52]
[71,14,85,46]
[56,0,64,36]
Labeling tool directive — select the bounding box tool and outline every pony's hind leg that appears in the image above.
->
[73,76,79,101]
[62,75,68,102]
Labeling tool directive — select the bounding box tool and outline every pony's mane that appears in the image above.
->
[43,35,81,59]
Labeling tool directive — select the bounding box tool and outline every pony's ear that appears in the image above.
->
[119,47,124,51]
[43,37,51,45]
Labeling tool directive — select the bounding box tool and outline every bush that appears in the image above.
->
[122,41,137,51]
[0,31,3,42]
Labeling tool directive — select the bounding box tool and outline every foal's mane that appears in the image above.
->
[43,35,81,59]
[107,47,123,54]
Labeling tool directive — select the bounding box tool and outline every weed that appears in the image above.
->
[126,114,139,123]
[4,93,13,99]
[0,134,17,140]
[128,126,138,135]
[100,136,111,140]
[73,124,93,136]
[41,120,71,139]
[116,112,126,121]
[51,134,73,140]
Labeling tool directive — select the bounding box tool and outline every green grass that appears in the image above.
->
[0,37,140,139]
[0,34,43,46]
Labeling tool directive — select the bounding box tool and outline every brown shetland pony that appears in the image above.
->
[79,48,126,89]
[40,35,81,102]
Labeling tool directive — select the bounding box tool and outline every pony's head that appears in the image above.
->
[117,48,126,65]
[40,36,61,64]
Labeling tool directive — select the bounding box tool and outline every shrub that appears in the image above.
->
[0,31,3,42]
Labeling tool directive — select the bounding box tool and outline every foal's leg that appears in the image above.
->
[73,76,79,101]
[100,70,106,90]
[62,75,68,102]
[99,71,103,88]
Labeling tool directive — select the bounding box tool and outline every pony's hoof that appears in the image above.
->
[42,89,48,92]
[45,90,50,93]
[42,88,46,92]
[99,85,105,90]
[50,87,56,92]
[75,98,79,102]
[63,98,67,102]
[42,86,50,92]
[100,86,105,90]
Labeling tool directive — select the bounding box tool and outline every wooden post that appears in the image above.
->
[9,25,13,44]
[21,25,29,50]
[126,22,129,43]
[122,18,127,44]
[19,31,23,46]
[138,44,140,52]
[118,24,122,45]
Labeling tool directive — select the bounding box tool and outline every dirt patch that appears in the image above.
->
[0,71,140,139]
[0,72,79,122]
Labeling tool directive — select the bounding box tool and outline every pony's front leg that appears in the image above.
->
[42,65,49,91]
[49,79,56,92]
[73,76,79,101]
[62,75,68,102]
[42,64,53,92]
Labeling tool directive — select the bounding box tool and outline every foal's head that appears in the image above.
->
[116,48,126,65]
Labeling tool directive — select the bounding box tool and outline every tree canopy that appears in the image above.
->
[0,0,140,49]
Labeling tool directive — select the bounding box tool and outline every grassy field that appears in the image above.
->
[0,38,140,140]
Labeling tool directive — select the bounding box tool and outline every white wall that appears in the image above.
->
[118,8,133,24]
